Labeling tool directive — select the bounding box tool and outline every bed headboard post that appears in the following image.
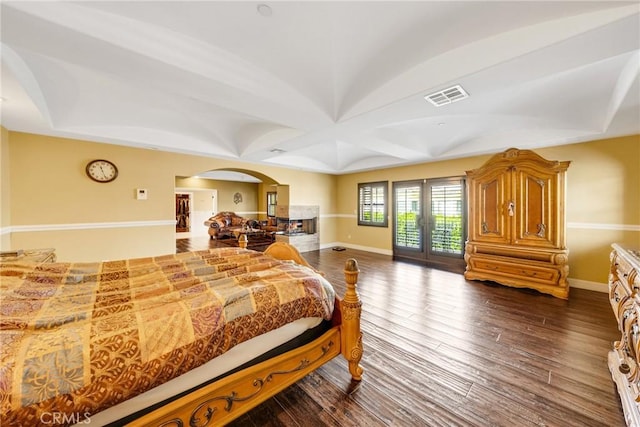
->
[341,258,364,381]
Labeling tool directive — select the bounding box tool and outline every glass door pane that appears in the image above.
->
[394,183,423,250]
[429,181,464,256]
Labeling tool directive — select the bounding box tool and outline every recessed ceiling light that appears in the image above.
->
[270,148,285,153]
[257,4,272,17]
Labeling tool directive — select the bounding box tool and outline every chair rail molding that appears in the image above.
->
[6,220,176,233]
[567,222,640,231]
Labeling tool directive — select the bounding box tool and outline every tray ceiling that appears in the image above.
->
[1,1,638,174]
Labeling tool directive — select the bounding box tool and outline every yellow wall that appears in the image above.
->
[4,131,337,261]
[337,135,640,287]
[3,130,639,289]
[544,137,640,285]
[0,126,11,249]
[336,155,484,251]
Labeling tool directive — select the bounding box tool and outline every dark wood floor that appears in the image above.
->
[176,237,625,426]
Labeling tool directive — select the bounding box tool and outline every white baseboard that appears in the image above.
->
[568,277,608,293]
[320,242,393,256]
[320,242,608,293]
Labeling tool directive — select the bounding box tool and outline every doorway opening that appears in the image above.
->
[175,168,280,241]
[175,190,218,237]
[175,193,191,233]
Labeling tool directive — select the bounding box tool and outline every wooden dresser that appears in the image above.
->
[464,148,571,298]
[609,243,640,427]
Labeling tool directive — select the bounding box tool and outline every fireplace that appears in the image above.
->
[273,205,319,252]
[276,217,317,235]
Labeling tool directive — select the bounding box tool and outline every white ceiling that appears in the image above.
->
[1,1,639,174]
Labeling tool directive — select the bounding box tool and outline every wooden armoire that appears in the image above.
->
[464,148,571,299]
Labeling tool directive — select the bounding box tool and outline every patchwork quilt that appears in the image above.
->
[0,247,335,426]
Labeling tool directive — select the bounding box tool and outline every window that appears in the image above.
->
[358,181,388,227]
[267,192,277,217]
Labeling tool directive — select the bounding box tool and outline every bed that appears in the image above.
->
[0,242,363,426]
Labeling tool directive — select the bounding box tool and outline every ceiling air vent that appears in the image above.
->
[425,85,468,107]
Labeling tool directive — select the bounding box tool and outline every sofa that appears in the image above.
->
[204,211,259,239]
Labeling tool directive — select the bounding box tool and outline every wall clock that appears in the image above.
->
[86,159,118,183]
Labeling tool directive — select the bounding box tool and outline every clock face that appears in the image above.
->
[86,159,118,183]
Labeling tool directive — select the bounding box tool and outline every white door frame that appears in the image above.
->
[175,188,218,237]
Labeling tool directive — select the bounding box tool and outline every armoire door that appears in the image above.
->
[467,166,511,245]
[513,165,561,248]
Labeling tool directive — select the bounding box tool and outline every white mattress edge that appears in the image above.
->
[83,317,323,425]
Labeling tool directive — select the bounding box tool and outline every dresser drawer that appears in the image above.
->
[620,301,640,371]
[611,249,639,294]
[470,258,559,284]
[607,245,640,425]
[610,278,632,323]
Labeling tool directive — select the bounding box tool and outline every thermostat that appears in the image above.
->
[136,188,148,200]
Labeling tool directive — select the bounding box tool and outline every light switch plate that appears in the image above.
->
[136,188,148,200]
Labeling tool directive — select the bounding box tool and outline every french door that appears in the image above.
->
[393,177,466,272]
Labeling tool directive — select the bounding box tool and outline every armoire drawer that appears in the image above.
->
[471,258,559,284]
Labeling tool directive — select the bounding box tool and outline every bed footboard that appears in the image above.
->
[264,242,363,379]
[135,328,342,426]
[341,258,364,381]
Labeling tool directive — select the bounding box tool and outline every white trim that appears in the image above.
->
[568,222,640,231]
[332,214,356,219]
[231,211,259,216]
[5,219,635,234]
[327,219,639,229]
[320,241,393,256]
[0,226,613,294]
[5,220,176,233]
[568,277,608,293]
[322,241,610,294]
[329,218,640,230]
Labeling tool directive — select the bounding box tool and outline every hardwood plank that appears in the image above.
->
[176,242,625,426]
[274,383,344,427]
[294,371,387,426]
[227,397,293,427]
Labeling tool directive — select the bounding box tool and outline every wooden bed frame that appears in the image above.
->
[127,242,363,426]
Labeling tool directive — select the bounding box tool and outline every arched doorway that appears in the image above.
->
[175,169,283,238]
